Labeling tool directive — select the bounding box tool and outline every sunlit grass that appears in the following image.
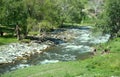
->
[1,52,120,77]
[97,37,120,53]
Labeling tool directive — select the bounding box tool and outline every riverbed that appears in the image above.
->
[0,26,110,74]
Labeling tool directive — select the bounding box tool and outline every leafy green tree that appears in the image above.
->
[26,17,37,33]
[53,0,85,25]
[0,0,28,40]
[106,0,120,38]
[69,0,84,23]
[0,0,86,39]
[97,0,120,38]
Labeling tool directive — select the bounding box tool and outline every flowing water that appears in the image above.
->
[28,27,110,65]
[0,26,110,74]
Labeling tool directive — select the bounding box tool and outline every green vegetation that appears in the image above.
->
[99,38,120,53]
[96,0,120,38]
[0,0,105,40]
[0,0,120,77]
[0,0,119,39]
[0,36,17,45]
[0,0,86,40]
[1,38,120,77]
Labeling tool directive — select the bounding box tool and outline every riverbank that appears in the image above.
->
[0,36,18,45]
[0,42,49,64]
[1,37,120,77]
[0,26,111,75]
[0,28,73,65]
[0,27,80,74]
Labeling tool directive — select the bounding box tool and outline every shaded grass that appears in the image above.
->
[1,38,120,77]
[0,36,18,45]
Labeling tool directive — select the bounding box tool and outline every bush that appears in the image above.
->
[38,20,55,32]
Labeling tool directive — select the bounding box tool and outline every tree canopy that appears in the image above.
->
[0,0,85,39]
[97,0,120,38]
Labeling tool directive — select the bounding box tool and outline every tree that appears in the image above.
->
[69,0,84,23]
[0,0,86,39]
[0,0,28,40]
[97,0,120,39]
[52,0,85,25]
[106,0,120,38]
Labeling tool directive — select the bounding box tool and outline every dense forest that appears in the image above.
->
[0,0,120,39]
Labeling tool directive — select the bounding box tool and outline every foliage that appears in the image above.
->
[0,0,86,39]
[55,0,85,25]
[0,36,18,45]
[0,0,28,38]
[38,20,54,32]
[26,17,37,33]
[96,0,120,38]
[81,0,104,24]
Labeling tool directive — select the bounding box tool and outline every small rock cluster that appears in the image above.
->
[0,29,73,65]
[0,42,49,64]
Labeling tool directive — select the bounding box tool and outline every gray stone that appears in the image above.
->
[0,42,49,64]
[0,57,8,64]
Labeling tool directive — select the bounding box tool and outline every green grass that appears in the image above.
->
[97,37,120,53]
[0,36,18,45]
[1,53,120,77]
[1,38,120,77]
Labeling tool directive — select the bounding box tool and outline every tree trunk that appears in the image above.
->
[16,25,21,40]
[0,31,3,36]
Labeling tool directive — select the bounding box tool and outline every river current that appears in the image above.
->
[0,26,110,74]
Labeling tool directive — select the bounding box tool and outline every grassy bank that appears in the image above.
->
[1,38,120,77]
[0,36,18,45]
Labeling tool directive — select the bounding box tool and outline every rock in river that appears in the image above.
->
[0,42,49,64]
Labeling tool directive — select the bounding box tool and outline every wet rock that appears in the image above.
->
[0,42,49,64]
[11,64,30,70]
[36,50,43,54]
[0,57,8,64]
